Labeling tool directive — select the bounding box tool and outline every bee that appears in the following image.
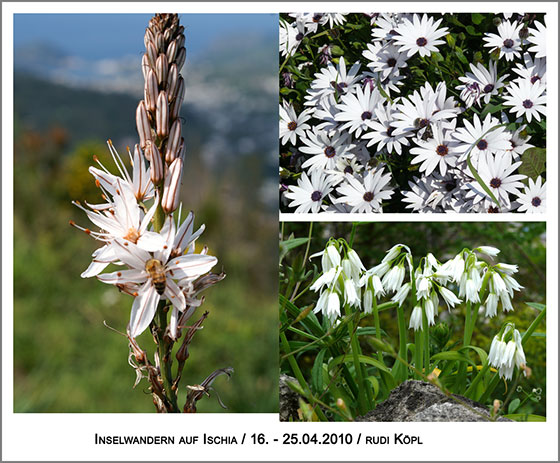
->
[145,258,166,295]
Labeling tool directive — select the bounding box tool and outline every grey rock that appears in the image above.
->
[356,380,512,422]
[279,374,300,422]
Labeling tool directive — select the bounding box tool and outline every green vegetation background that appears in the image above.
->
[281,222,546,416]
[13,101,278,414]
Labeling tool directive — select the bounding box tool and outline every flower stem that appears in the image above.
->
[372,295,383,364]
[393,302,408,383]
[422,308,430,375]
[344,304,369,414]
[156,302,179,412]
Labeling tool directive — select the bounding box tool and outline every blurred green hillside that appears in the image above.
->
[13,92,278,413]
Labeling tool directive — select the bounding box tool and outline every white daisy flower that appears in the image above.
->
[300,127,355,172]
[393,13,449,58]
[279,100,312,145]
[362,42,408,79]
[362,102,411,155]
[325,156,364,185]
[515,176,546,213]
[410,122,461,176]
[335,167,394,213]
[465,151,526,208]
[304,58,362,108]
[371,13,412,42]
[513,54,546,87]
[453,113,511,166]
[334,83,382,137]
[527,20,546,58]
[483,20,523,62]
[284,169,333,213]
[279,17,307,57]
[457,61,508,107]
[503,79,546,123]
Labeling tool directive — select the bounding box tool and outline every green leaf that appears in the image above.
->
[431,351,477,368]
[480,103,504,118]
[459,345,488,366]
[526,302,546,312]
[467,154,501,207]
[519,147,546,180]
[471,13,485,25]
[503,413,546,422]
[508,398,521,414]
[454,48,468,64]
[279,294,324,337]
[331,45,345,56]
[329,354,390,373]
[366,376,380,400]
[465,25,481,36]
[311,349,327,393]
[445,33,456,48]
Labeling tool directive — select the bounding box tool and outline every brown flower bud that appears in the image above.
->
[176,47,186,70]
[156,53,169,86]
[155,31,165,53]
[146,41,157,69]
[162,157,183,214]
[177,34,185,50]
[170,78,184,120]
[148,143,163,184]
[141,53,150,81]
[156,91,169,138]
[136,100,152,150]
[167,64,178,102]
[166,39,178,63]
[165,119,182,163]
[144,27,155,50]
[144,69,158,113]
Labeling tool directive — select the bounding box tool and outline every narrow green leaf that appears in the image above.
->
[311,349,328,393]
[471,13,485,25]
[366,376,380,400]
[467,154,501,206]
[431,351,477,368]
[329,354,391,373]
[526,302,546,312]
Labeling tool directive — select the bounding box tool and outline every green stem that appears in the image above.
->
[422,308,430,375]
[157,303,179,412]
[280,331,328,421]
[372,295,383,364]
[414,329,423,380]
[394,302,408,383]
[344,304,368,414]
[464,361,490,399]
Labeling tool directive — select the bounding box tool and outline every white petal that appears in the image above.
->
[136,231,167,252]
[167,255,217,279]
[129,282,160,338]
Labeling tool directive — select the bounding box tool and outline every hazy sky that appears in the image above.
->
[14,13,277,59]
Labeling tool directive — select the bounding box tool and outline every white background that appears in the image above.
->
[2,2,558,461]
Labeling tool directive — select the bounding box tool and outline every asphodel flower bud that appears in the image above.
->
[155,31,165,53]
[144,69,158,113]
[156,54,169,86]
[147,142,163,184]
[170,78,184,120]
[177,32,185,49]
[146,41,157,69]
[141,54,150,80]
[167,64,179,101]
[166,119,182,163]
[167,39,178,63]
[136,100,152,150]
[162,157,183,214]
[176,47,186,70]
[144,28,155,50]
[156,91,169,138]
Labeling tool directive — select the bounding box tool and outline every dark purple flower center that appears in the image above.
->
[312,14,323,22]
[387,57,397,67]
[416,37,428,47]
[295,32,304,41]
[416,118,429,129]
[324,146,336,158]
[490,177,502,189]
[387,126,395,137]
[436,144,449,156]
[531,197,542,207]
[361,111,373,120]
[363,191,374,202]
[444,180,456,192]
[483,84,495,93]
[477,139,488,150]
[288,121,297,131]
[530,75,541,84]
[344,166,354,174]
[522,99,534,109]
[311,191,323,202]
[488,206,500,213]
[389,29,398,36]
[503,38,514,49]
